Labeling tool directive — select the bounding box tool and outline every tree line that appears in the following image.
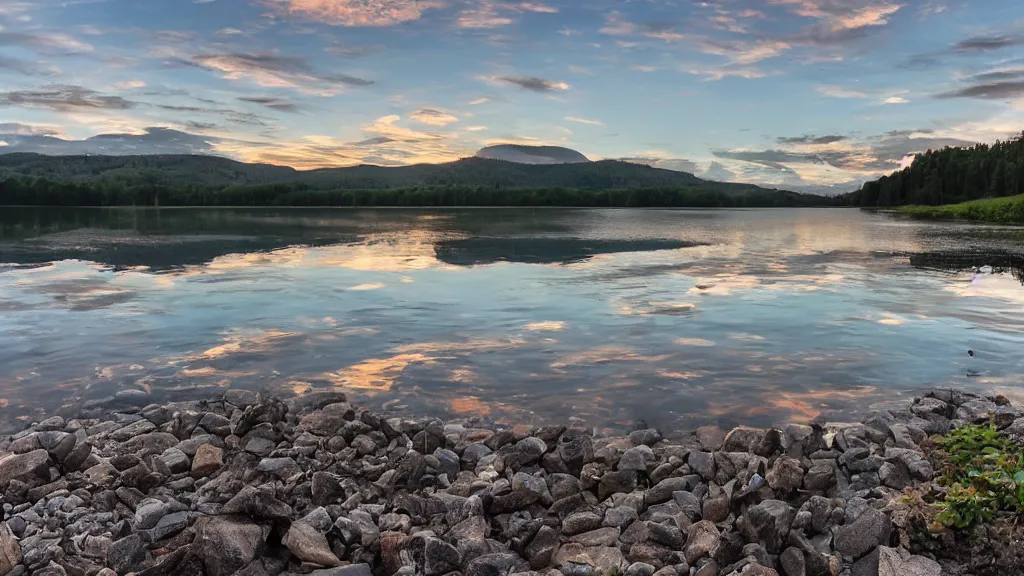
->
[841,131,1024,207]
[0,177,833,208]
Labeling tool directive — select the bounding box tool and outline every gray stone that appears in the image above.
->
[465,552,529,576]
[626,562,657,576]
[0,523,22,575]
[645,476,690,505]
[685,521,720,564]
[0,450,49,486]
[604,505,639,528]
[222,486,292,520]
[766,456,804,494]
[563,512,604,536]
[618,445,655,472]
[688,451,716,481]
[284,521,341,567]
[803,463,836,492]
[629,428,662,447]
[158,448,191,474]
[672,491,702,521]
[742,500,794,554]
[525,525,559,570]
[834,507,891,560]
[599,470,637,500]
[424,537,460,575]
[107,534,146,574]
[195,516,267,576]
[779,547,805,576]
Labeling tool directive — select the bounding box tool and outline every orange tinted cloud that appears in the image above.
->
[269,0,446,26]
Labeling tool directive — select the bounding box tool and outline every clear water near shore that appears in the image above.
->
[1,206,1023,434]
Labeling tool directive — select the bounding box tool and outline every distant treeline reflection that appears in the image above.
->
[0,177,832,208]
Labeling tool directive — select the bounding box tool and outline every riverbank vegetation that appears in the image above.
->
[899,194,1024,223]
[0,176,833,207]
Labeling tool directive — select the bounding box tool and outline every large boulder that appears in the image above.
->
[740,500,794,554]
[0,449,50,487]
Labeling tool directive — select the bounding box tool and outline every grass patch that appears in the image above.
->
[899,194,1024,224]
[929,424,1024,529]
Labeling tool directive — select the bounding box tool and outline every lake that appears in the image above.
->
[1,206,1023,434]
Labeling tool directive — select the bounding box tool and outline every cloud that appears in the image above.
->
[599,11,684,41]
[465,126,488,132]
[113,80,147,90]
[0,31,93,55]
[265,0,445,27]
[777,135,847,145]
[815,85,869,98]
[0,55,54,76]
[468,97,491,105]
[881,96,908,104]
[218,114,467,169]
[936,67,1024,100]
[937,81,1024,100]
[457,3,513,28]
[238,96,302,112]
[215,27,246,36]
[409,108,459,126]
[685,65,771,81]
[0,84,135,112]
[0,127,216,155]
[700,38,790,64]
[324,42,382,58]
[486,75,569,92]
[951,34,1024,53]
[0,122,63,137]
[621,155,699,173]
[183,52,373,93]
[564,116,604,126]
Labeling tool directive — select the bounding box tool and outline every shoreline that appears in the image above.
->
[0,389,1021,576]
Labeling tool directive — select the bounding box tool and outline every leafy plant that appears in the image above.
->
[930,424,1024,530]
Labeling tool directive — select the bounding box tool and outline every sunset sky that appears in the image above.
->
[1,0,1023,193]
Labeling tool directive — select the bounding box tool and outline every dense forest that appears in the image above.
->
[0,176,833,208]
[841,131,1024,207]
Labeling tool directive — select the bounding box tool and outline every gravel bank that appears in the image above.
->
[0,388,1022,576]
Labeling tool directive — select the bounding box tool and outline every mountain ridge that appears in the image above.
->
[0,152,800,197]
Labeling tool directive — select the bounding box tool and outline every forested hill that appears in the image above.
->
[0,152,770,194]
[840,132,1024,206]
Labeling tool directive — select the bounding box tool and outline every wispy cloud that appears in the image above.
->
[409,108,460,126]
[180,52,373,94]
[564,116,604,126]
[485,75,569,92]
[238,96,302,112]
[265,0,445,27]
[0,30,93,55]
[815,85,869,98]
[0,84,135,112]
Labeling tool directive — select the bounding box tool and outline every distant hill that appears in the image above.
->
[475,145,590,165]
[0,152,794,196]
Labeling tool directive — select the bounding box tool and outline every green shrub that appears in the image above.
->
[931,424,1024,529]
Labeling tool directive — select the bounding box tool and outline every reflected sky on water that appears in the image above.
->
[1,207,1023,434]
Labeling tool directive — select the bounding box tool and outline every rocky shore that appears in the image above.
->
[0,388,1022,576]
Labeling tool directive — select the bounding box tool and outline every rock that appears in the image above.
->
[883,447,933,482]
[645,476,690,505]
[855,545,941,576]
[284,521,341,567]
[599,470,636,500]
[618,445,655,472]
[222,486,292,520]
[563,512,604,536]
[149,511,191,541]
[110,419,157,441]
[570,527,620,547]
[834,507,891,560]
[158,448,191,474]
[465,552,529,576]
[878,462,907,490]
[526,525,559,570]
[685,521,721,564]
[723,427,764,452]
[626,562,657,576]
[0,449,49,486]
[605,505,640,528]
[424,537,460,575]
[107,534,147,574]
[741,500,794,554]
[191,444,223,478]
[802,463,836,492]
[37,431,76,461]
[779,548,805,576]
[629,428,662,446]
[0,523,22,574]
[688,451,716,481]
[673,491,702,521]
[766,456,804,494]
[195,516,267,576]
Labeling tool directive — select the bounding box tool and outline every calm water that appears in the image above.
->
[1,207,1023,434]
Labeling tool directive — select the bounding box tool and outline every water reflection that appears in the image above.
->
[1,207,1024,434]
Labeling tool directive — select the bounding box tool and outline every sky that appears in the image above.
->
[1,0,1023,193]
